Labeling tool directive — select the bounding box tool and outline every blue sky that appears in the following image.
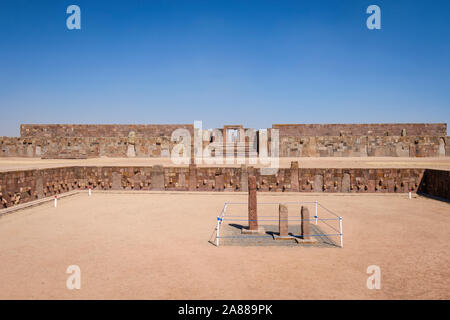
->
[0,0,449,136]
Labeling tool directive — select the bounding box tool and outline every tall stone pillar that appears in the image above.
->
[290,161,299,192]
[279,204,289,237]
[248,175,258,231]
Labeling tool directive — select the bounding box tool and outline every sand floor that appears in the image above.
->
[1,156,449,171]
[0,192,449,300]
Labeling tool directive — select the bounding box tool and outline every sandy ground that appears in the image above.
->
[0,192,449,300]
[1,156,449,171]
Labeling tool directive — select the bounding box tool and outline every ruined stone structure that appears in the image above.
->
[0,123,448,158]
[274,124,449,157]
[0,123,448,210]
[2,164,449,209]
[417,169,450,200]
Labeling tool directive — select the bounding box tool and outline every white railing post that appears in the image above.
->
[54,195,57,208]
[315,200,318,225]
[216,216,221,247]
[339,216,343,248]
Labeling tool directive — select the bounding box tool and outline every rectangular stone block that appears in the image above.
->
[301,206,311,240]
[111,172,122,190]
[279,204,289,237]
[314,175,323,192]
[151,165,165,190]
[290,161,299,192]
[341,173,350,192]
[188,164,197,191]
[215,174,224,191]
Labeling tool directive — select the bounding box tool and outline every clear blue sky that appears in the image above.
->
[0,0,449,136]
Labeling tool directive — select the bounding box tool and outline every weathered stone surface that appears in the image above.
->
[290,161,299,192]
[214,174,224,191]
[188,164,197,191]
[126,144,136,157]
[342,173,351,192]
[240,165,248,192]
[0,123,448,158]
[301,206,311,240]
[279,204,289,237]
[179,173,186,187]
[314,175,323,192]
[273,123,446,137]
[1,166,448,209]
[35,174,44,199]
[439,138,446,157]
[248,175,258,230]
[418,169,450,200]
[151,165,164,190]
[112,172,122,190]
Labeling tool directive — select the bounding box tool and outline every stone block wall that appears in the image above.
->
[2,135,448,158]
[0,167,80,207]
[0,123,448,158]
[279,136,450,157]
[0,165,431,209]
[272,123,447,137]
[0,136,179,158]
[20,124,194,138]
[417,169,450,200]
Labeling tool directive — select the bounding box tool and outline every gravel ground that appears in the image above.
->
[0,192,449,299]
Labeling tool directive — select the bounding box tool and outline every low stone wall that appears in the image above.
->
[0,165,427,208]
[418,169,450,200]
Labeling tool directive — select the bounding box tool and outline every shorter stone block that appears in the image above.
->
[151,165,165,190]
[301,206,311,240]
[314,175,323,192]
[341,173,350,192]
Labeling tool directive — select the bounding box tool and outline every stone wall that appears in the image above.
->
[279,136,450,157]
[0,165,428,208]
[0,136,180,158]
[20,124,194,138]
[2,134,449,158]
[0,123,447,158]
[273,123,447,137]
[417,169,450,200]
